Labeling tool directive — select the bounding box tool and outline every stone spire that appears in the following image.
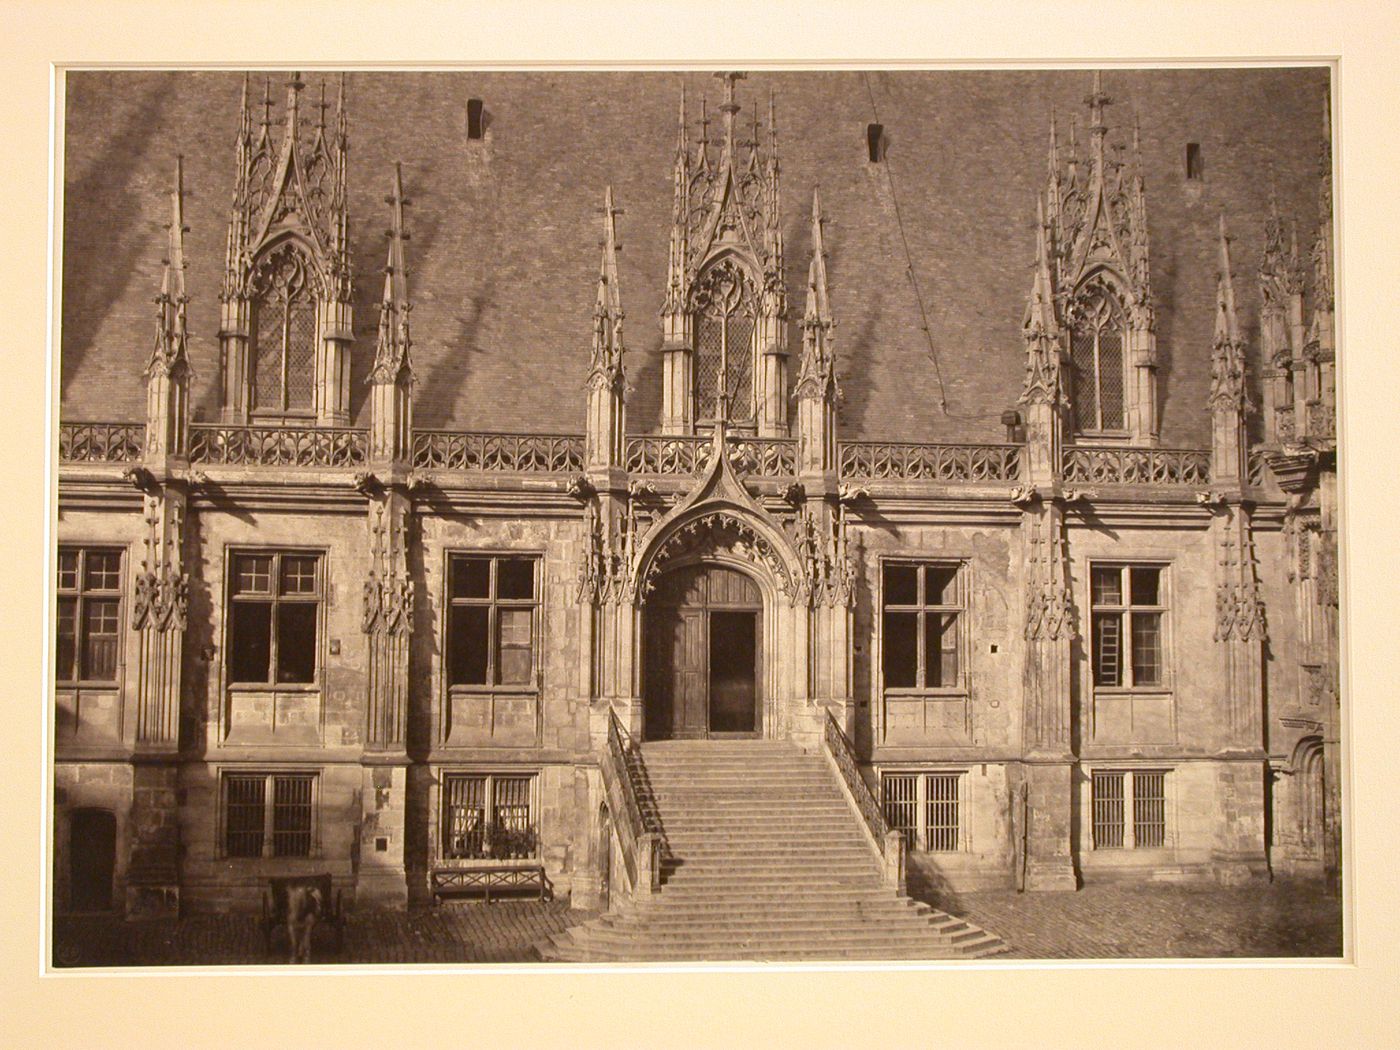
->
[796,188,838,481]
[586,186,627,472]
[368,162,414,468]
[145,156,190,464]
[1019,196,1068,486]
[1304,89,1336,446]
[1210,216,1249,486]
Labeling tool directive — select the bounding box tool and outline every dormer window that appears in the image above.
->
[1068,283,1127,434]
[692,260,757,426]
[250,244,317,416]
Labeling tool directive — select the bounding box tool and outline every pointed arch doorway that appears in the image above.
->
[644,563,763,740]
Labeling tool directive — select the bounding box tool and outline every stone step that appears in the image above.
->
[659,860,882,877]
[555,927,986,952]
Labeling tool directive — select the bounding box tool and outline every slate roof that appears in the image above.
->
[60,67,1331,446]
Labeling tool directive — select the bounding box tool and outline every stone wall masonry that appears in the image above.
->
[53,762,135,913]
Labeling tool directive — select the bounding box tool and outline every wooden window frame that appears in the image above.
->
[1088,562,1170,694]
[225,549,324,690]
[219,770,321,860]
[444,553,541,694]
[880,770,967,853]
[437,770,540,864]
[56,546,124,687]
[879,559,969,697]
[1090,768,1170,850]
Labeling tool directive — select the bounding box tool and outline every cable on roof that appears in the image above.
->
[862,72,997,423]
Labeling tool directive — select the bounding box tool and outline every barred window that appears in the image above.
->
[441,773,537,861]
[222,772,318,858]
[881,771,964,853]
[693,260,757,425]
[1092,770,1168,849]
[447,555,538,688]
[228,552,321,686]
[251,244,317,416]
[56,548,123,684]
[1069,286,1126,433]
[1090,564,1167,688]
[882,562,965,691]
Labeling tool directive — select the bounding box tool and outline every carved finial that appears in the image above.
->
[1210,213,1246,413]
[150,155,190,378]
[716,70,745,113]
[259,76,274,132]
[372,162,412,382]
[592,184,626,374]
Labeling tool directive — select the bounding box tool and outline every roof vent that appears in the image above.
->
[866,123,885,163]
[467,98,485,141]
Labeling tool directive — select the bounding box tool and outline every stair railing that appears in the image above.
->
[822,708,907,892]
[602,708,662,900]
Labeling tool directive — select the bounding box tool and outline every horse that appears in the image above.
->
[267,874,330,964]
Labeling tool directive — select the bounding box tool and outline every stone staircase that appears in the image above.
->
[540,739,1006,962]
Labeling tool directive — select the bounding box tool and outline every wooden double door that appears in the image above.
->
[644,564,763,740]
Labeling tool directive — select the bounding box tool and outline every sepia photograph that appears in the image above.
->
[48,62,1346,971]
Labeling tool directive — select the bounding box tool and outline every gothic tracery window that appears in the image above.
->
[251,244,317,415]
[693,260,757,425]
[1068,283,1127,433]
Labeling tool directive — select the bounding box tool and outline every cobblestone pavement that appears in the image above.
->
[52,882,1342,967]
[931,882,1344,960]
[52,900,595,969]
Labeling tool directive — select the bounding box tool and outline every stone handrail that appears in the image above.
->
[1061,445,1211,486]
[188,423,368,467]
[58,421,145,464]
[601,708,661,899]
[412,430,585,473]
[822,708,906,891]
[624,434,714,476]
[839,440,1023,483]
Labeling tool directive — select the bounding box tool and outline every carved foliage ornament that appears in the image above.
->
[1023,509,1076,642]
[132,497,188,632]
[639,511,797,605]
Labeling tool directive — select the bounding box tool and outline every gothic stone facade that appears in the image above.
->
[54,69,1339,917]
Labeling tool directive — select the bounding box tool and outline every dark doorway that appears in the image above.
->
[69,808,116,912]
[644,564,762,740]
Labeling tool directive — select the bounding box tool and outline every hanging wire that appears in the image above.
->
[862,71,1001,423]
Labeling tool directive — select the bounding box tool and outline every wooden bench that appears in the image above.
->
[430,864,552,904]
[260,873,347,955]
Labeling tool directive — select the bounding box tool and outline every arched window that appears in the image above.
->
[693,260,757,425]
[251,244,317,415]
[1068,283,1127,433]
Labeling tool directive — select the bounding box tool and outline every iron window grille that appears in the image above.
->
[440,772,538,861]
[227,551,322,686]
[1069,285,1127,434]
[56,548,123,685]
[222,771,318,858]
[881,561,967,693]
[1089,564,1168,689]
[1091,769,1168,849]
[881,771,965,853]
[446,554,539,690]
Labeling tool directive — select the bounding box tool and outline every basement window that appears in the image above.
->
[1185,142,1203,181]
[467,98,485,140]
[881,771,964,852]
[866,122,885,163]
[1091,769,1168,849]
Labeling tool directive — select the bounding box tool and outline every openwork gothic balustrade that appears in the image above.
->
[188,424,368,467]
[59,422,145,464]
[1061,445,1211,486]
[725,436,797,477]
[624,435,715,476]
[412,431,585,473]
[838,441,1023,483]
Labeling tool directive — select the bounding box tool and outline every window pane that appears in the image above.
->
[272,775,314,857]
[283,299,316,412]
[234,555,273,596]
[883,565,919,606]
[451,557,490,599]
[1133,772,1166,848]
[253,296,286,411]
[1091,566,1122,607]
[56,597,78,682]
[497,558,535,600]
[81,598,119,681]
[1131,612,1163,686]
[276,603,318,684]
[229,601,272,683]
[881,774,918,843]
[925,613,959,688]
[1092,612,1122,687]
[492,777,535,858]
[1070,326,1098,431]
[449,606,490,685]
[695,314,722,417]
[497,608,533,685]
[443,776,487,859]
[926,774,960,852]
[1092,772,1125,849]
[1130,566,1161,607]
[924,565,959,607]
[725,312,755,423]
[84,551,121,591]
[1098,327,1125,429]
[883,612,918,688]
[225,776,266,858]
[280,556,318,595]
[58,551,79,590]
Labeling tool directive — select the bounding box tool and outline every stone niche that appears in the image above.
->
[223,688,322,745]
